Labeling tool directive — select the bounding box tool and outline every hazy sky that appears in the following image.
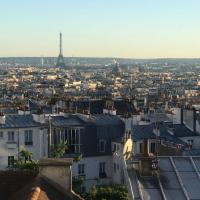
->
[1,0,200,58]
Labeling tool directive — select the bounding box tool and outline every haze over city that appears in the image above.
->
[1,0,200,58]
[1,1,200,200]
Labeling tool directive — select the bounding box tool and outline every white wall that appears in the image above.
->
[172,108,181,124]
[183,109,194,131]
[121,115,144,130]
[0,127,48,169]
[111,142,124,184]
[72,155,113,191]
[134,139,155,155]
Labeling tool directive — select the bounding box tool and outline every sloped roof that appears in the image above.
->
[130,156,200,200]
[132,123,192,145]
[173,124,196,137]
[51,115,85,127]
[0,114,41,129]
[9,176,71,200]
[70,99,137,115]
[89,114,124,126]
[51,113,124,127]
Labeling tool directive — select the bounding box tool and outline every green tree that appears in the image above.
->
[13,148,38,173]
[83,185,129,200]
[19,149,33,163]
[52,140,68,158]
[72,176,85,194]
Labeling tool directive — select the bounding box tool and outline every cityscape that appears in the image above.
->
[0,1,200,200]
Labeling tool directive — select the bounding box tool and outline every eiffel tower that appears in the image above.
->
[56,32,66,67]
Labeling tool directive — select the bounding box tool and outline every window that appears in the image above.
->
[99,162,106,178]
[64,128,81,153]
[78,164,85,175]
[99,140,106,152]
[0,132,3,139]
[8,131,14,142]
[8,156,14,167]
[25,130,33,145]
[150,142,156,154]
[139,143,143,153]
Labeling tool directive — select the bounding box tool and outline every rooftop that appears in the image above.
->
[0,114,41,128]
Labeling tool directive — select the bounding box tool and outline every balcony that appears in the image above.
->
[6,142,17,149]
[99,172,107,179]
[24,141,33,146]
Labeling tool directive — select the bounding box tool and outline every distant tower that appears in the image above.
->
[56,32,66,67]
[112,59,121,76]
[41,55,44,67]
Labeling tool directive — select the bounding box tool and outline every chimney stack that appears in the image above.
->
[0,112,5,124]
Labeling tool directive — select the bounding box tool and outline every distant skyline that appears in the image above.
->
[1,0,200,58]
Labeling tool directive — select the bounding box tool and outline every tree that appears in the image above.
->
[19,149,33,163]
[72,176,85,194]
[52,140,68,158]
[83,185,129,200]
[13,148,38,173]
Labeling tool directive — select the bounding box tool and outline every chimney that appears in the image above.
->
[0,112,5,124]
[38,158,83,200]
[18,106,30,115]
[109,106,116,116]
[32,109,45,124]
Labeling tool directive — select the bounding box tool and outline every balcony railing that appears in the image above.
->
[25,141,33,146]
[99,172,107,179]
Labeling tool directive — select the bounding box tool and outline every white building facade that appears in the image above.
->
[0,113,48,169]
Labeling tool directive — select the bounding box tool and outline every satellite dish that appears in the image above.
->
[123,138,133,160]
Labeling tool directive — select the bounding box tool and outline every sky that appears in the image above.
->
[1,0,200,58]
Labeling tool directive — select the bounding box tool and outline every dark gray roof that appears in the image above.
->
[51,114,125,157]
[89,114,124,126]
[51,115,85,127]
[132,124,156,140]
[68,99,137,115]
[0,115,41,128]
[173,124,196,137]
[132,123,192,145]
[146,113,171,123]
[51,114,124,127]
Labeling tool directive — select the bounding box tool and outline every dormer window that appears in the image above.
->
[99,140,106,152]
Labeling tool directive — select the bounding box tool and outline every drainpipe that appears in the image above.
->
[121,157,134,200]
[193,108,196,134]
[17,128,20,159]
[48,115,52,157]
